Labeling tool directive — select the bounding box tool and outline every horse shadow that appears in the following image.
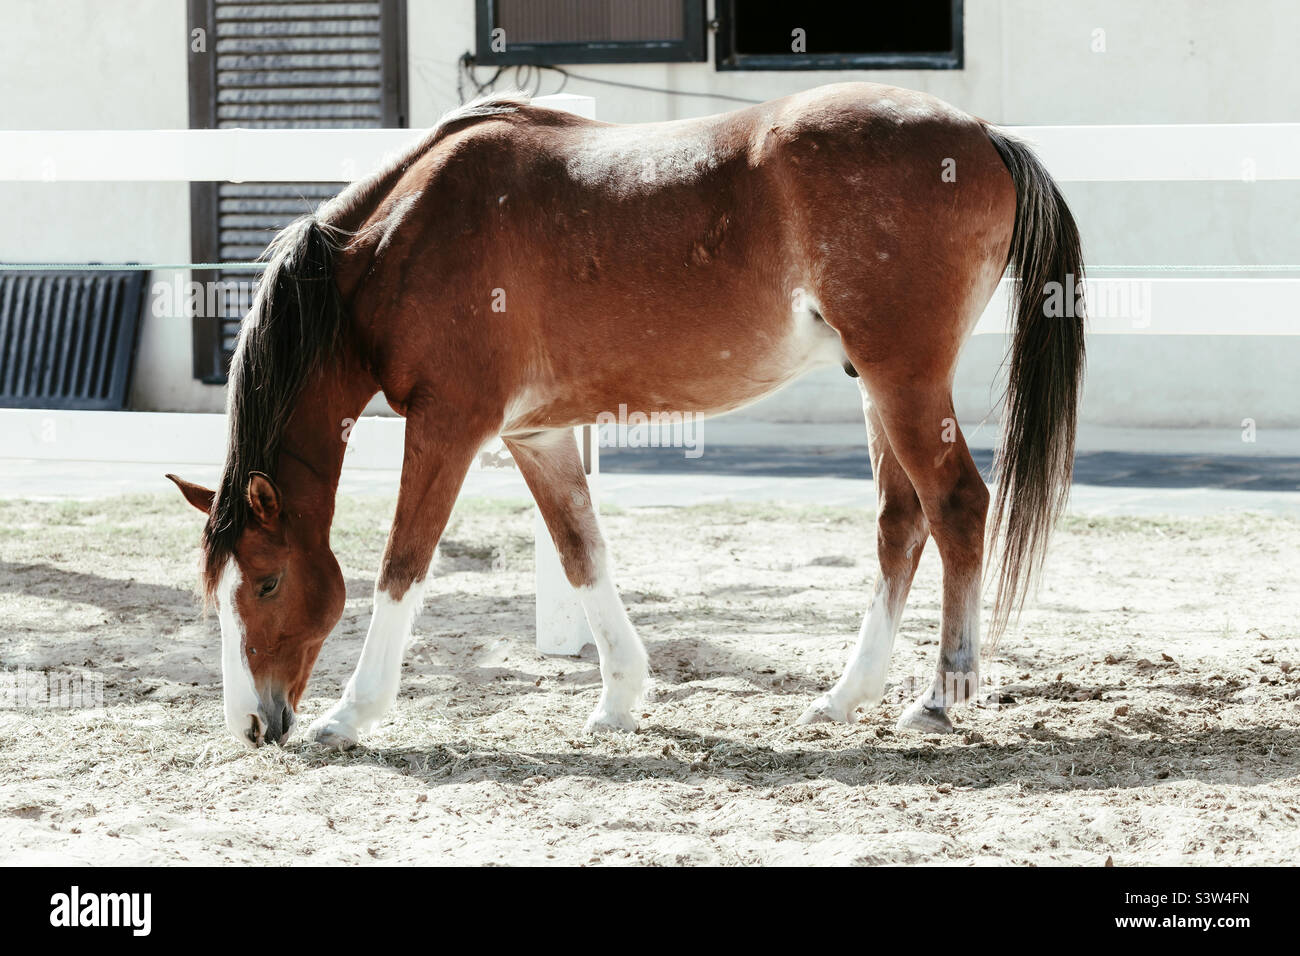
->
[0,560,196,617]
[288,722,1300,792]
[9,560,1289,797]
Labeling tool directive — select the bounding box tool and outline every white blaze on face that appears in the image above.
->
[216,560,262,746]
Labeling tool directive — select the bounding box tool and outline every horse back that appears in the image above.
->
[338,83,1013,424]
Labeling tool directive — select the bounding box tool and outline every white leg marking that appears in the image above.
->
[578,551,649,734]
[309,582,425,749]
[798,578,897,725]
[216,560,262,747]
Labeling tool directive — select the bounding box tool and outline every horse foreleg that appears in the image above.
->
[310,412,492,750]
[505,430,649,733]
[799,391,928,724]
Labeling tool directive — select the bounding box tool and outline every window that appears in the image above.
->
[475,0,707,65]
[186,0,408,383]
[716,0,963,71]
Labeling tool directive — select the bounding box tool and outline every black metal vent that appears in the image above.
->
[188,0,408,382]
[0,271,148,410]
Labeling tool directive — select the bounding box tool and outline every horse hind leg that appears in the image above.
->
[799,389,927,724]
[505,429,649,733]
[865,381,988,734]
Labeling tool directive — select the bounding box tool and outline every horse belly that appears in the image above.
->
[672,304,847,417]
[504,300,847,433]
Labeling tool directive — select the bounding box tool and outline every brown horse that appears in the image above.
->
[167,82,1084,749]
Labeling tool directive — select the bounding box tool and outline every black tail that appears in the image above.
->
[982,125,1087,642]
[201,215,347,598]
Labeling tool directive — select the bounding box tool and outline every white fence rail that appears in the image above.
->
[0,94,598,182]
[3,114,1296,342]
[1016,123,1300,182]
[974,278,1298,336]
[2,119,1297,182]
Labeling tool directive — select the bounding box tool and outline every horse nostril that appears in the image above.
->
[245,713,264,747]
[259,696,294,747]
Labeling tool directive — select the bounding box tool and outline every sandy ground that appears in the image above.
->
[0,491,1298,866]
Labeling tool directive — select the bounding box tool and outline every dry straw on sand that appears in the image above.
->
[0,496,1297,864]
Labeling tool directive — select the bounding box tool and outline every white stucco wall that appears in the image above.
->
[2,0,1297,429]
[0,0,204,411]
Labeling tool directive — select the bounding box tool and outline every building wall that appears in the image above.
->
[0,0,202,410]
[2,0,1297,428]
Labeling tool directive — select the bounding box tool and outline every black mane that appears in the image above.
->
[200,216,347,595]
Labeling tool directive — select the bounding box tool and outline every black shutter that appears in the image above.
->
[188,0,407,383]
[0,271,149,410]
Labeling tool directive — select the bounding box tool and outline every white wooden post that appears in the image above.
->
[529,93,599,655]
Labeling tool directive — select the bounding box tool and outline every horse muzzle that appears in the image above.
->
[232,688,295,748]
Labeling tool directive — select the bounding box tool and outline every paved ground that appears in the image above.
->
[3,447,1298,516]
[601,444,1300,491]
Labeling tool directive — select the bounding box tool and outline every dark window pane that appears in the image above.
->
[732,1,953,56]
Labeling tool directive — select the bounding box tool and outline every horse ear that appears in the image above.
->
[246,471,282,527]
[166,474,215,515]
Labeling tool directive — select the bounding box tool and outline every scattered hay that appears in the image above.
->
[0,495,1297,864]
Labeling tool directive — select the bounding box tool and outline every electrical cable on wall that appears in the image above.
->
[457,53,762,105]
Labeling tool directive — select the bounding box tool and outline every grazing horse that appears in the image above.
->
[167,83,1084,748]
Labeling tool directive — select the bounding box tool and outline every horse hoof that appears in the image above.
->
[584,708,638,734]
[309,716,360,750]
[796,696,854,725]
[896,702,954,735]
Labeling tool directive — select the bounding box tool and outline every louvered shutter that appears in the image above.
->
[188,0,407,382]
[0,272,148,410]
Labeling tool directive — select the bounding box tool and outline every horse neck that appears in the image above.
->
[275,346,377,541]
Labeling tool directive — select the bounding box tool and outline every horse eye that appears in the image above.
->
[257,576,280,598]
